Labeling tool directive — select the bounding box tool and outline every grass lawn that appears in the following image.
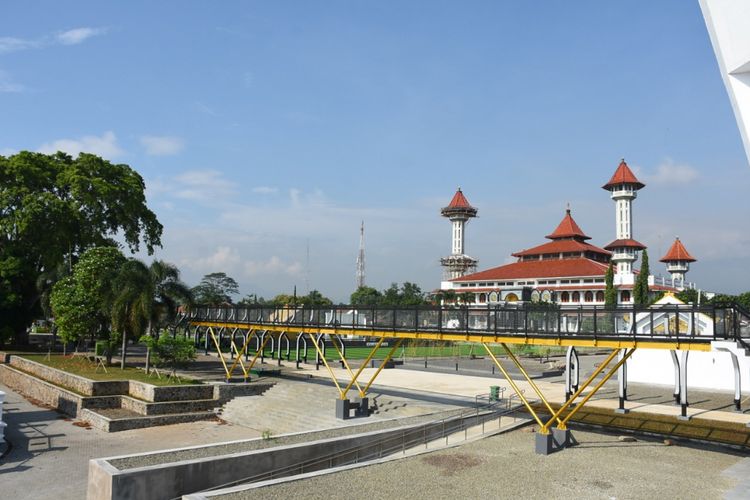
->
[20,354,199,386]
[253,342,571,361]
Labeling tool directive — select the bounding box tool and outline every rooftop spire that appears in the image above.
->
[602,159,645,190]
[545,208,591,241]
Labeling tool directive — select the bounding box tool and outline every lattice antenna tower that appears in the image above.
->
[356,221,365,289]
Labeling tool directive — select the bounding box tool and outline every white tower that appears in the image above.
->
[603,160,647,284]
[440,188,478,279]
[659,237,696,287]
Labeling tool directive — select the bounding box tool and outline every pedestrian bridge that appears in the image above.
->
[183,302,750,454]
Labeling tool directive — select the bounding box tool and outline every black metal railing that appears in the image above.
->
[186,303,750,345]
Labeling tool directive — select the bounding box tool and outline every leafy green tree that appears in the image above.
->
[0,151,162,345]
[111,259,193,371]
[675,288,709,305]
[140,333,196,379]
[381,283,402,306]
[350,286,382,306]
[270,293,297,306]
[633,250,650,305]
[237,294,266,306]
[191,272,239,305]
[50,247,126,357]
[604,262,617,308]
[300,290,333,307]
[400,282,426,306]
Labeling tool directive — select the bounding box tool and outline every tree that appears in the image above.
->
[237,294,266,306]
[633,250,650,305]
[604,262,617,308]
[350,286,382,306]
[400,282,426,306]
[140,333,196,379]
[191,272,239,305]
[0,151,162,345]
[50,247,126,358]
[112,259,193,372]
[676,288,709,305]
[300,290,333,307]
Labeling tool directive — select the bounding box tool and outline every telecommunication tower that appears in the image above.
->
[356,221,365,289]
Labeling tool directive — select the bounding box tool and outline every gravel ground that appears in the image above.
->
[217,428,746,500]
[109,407,466,470]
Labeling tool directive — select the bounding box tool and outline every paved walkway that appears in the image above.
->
[0,382,261,500]
[293,363,750,426]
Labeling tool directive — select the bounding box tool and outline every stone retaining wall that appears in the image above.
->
[0,364,85,416]
[128,381,214,403]
[9,356,128,396]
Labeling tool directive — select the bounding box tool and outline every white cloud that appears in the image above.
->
[56,27,108,45]
[0,37,40,54]
[38,131,123,159]
[252,186,279,195]
[244,256,303,277]
[181,246,242,273]
[140,135,185,156]
[644,160,699,185]
[0,70,24,92]
[0,27,107,54]
[173,170,236,200]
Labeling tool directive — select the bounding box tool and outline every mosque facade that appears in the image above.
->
[439,160,697,305]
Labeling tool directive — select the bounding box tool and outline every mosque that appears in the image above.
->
[439,160,697,305]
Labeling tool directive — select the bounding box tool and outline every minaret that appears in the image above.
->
[356,221,365,289]
[602,159,647,284]
[440,188,478,279]
[659,237,696,287]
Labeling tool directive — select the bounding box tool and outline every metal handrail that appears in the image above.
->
[185,396,529,498]
[184,303,747,344]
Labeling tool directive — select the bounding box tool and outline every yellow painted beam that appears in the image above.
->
[191,321,713,351]
[361,339,404,396]
[482,343,546,429]
[308,333,344,398]
[340,338,385,399]
[207,327,231,379]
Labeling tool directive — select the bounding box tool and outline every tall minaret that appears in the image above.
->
[440,188,478,279]
[356,221,365,289]
[602,159,647,284]
[659,237,696,287]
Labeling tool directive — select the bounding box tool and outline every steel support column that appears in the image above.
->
[679,350,690,420]
[670,350,680,404]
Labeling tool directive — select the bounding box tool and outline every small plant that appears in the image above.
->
[140,333,196,379]
[261,429,273,440]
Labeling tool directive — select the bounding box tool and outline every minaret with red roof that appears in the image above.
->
[440,187,478,279]
[602,159,647,283]
[660,237,696,286]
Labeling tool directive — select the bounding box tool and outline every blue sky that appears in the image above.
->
[2,1,749,300]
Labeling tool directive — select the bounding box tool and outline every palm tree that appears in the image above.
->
[112,259,193,372]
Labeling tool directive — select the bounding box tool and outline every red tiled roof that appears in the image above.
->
[452,258,610,282]
[604,238,647,250]
[512,239,611,258]
[545,209,591,240]
[602,159,645,190]
[660,238,696,263]
[446,188,473,210]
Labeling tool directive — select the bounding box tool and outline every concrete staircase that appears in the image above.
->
[219,379,454,435]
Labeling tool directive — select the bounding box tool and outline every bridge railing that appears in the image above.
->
[186,303,749,344]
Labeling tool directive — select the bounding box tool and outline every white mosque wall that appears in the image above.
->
[627,342,749,393]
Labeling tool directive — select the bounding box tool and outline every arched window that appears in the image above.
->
[621,290,631,302]
[572,291,581,302]
[478,293,487,303]
[595,291,604,302]
[561,291,569,303]
[505,293,519,302]
[584,291,593,302]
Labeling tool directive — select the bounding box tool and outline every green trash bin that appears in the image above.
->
[490,385,501,402]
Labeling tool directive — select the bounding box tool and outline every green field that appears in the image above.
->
[254,342,572,361]
[20,354,199,386]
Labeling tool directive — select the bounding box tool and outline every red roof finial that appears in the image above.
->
[660,237,696,263]
[602,159,645,190]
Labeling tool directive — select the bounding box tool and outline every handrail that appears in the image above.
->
[185,396,529,498]
[183,303,747,344]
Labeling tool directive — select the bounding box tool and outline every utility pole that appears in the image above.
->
[356,221,366,289]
